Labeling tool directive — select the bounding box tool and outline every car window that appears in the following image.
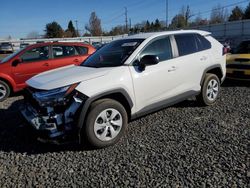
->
[195,34,211,51]
[81,39,144,68]
[235,41,250,54]
[52,45,78,58]
[140,37,172,62]
[21,46,49,62]
[175,34,198,56]
[75,46,88,55]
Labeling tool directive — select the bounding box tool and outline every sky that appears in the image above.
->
[0,0,249,38]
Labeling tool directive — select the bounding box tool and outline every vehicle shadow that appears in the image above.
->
[0,100,91,155]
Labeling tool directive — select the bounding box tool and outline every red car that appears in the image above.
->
[0,42,95,101]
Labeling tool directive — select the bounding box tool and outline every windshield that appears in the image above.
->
[1,43,11,47]
[0,48,24,63]
[81,39,144,68]
[235,41,250,54]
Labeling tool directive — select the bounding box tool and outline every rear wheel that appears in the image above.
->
[196,73,220,106]
[82,99,128,148]
[0,80,10,102]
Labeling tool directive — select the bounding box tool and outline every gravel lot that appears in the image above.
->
[0,80,249,187]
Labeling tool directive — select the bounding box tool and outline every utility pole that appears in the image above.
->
[129,18,132,30]
[75,20,79,37]
[166,0,168,29]
[125,7,128,33]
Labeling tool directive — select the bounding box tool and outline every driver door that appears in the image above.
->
[130,36,183,112]
[12,45,52,86]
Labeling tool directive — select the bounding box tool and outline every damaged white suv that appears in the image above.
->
[21,30,226,148]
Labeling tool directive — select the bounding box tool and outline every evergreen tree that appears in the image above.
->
[228,6,244,21]
[45,21,64,38]
[244,2,250,19]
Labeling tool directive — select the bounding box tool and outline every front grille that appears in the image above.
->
[227,64,250,69]
[234,58,250,62]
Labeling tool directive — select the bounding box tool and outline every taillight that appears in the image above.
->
[223,46,228,55]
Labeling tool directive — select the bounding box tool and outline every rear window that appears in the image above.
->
[52,45,78,58]
[235,41,250,54]
[75,46,88,55]
[195,34,211,51]
[175,34,198,56]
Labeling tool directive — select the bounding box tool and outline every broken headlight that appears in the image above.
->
[33,83,79,106]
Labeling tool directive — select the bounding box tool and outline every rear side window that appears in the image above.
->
[52,45,78,58]
[175,34,198,56]
[75,46,88,55]
[195,34,211,51]
[21,46,49,62]
[140,37,172,62]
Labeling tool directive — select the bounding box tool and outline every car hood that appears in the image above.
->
[27,65,112,90]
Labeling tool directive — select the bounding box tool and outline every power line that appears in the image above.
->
[158,0,250,24]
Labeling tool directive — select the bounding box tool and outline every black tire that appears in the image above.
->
[196,73,220,106]
[82,99,128,148]
[0,80,10,102]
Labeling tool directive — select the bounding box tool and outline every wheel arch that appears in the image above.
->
[200,65,223,85]
[77,89,133,133]
[0,75,15,93]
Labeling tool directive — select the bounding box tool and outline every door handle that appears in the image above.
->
[73,59,80,63]
[168,66,177,72]
[43,63,49,66]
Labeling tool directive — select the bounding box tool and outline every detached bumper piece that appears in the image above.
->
[20,93,86,144]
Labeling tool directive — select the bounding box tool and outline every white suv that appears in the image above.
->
[21,30,226,148]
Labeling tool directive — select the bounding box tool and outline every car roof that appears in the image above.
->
[27,42,94,49]
[126,30,211,40]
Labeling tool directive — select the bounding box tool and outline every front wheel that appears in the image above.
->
[82,99,128,148]
[196,73,220,106]
[0,80,10,102]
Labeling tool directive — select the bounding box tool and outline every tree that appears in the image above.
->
[228,6,244,21]
[182,5,193,26]
[27,31,40,39]
[210,4,228,24]
[191,13,209,26]
[45,21,64,38]
[85,12,102,36]
[169,14,186,29]
[145,20,151,32]
[154,19,161,31]
[65,20,78,37]
[244,2,250,19]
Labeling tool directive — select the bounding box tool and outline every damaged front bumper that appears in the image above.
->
[20,88,87,142]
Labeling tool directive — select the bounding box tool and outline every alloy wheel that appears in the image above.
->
[206,79,219,101]
[94,108,123,142]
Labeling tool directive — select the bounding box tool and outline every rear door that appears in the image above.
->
[12,45,51,86]
[50,45,83,68]
[173,33,211,91]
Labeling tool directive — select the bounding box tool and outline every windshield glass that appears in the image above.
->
[81,39,144,68]
[0,48,24,63]
[235,41,250,54]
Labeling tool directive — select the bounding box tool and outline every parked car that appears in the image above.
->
[0,42,14,53]
[20,43,30,49]
[0,42,95,101]
[226,40,250,80]
[21,30,226,148]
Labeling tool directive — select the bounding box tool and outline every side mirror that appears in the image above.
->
[138,55,159,71]
[12,58,22,67]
